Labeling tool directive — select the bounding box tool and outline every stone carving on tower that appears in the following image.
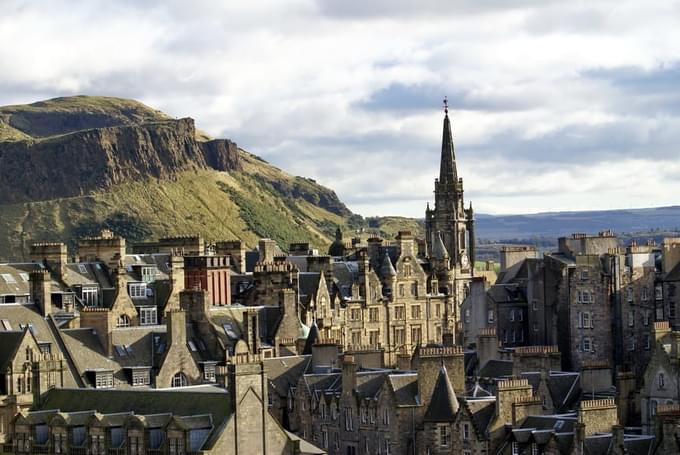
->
[425,98,475,310]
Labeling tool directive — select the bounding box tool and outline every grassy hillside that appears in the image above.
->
[0,155,349,260]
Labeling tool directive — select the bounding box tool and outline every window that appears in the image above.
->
[168,438,184,455]
[81,286,99,306]
[411,326,422,344]
[579,311,592,329]
[322,430,328,449]
[627,287,634,302]
[512,442,520,455]
[351,331,361,346]
[382,408,390,425]
[19,273,29,282]
[90,435,105,455]
[510,309,515,322]
[129,436,144,455]
[395,306,405,320]
[398,284,405,297]
[1,273,16,283]
[78,264,88,274]
[462,423,470,441]
[518,310,523,321]
[644,310,650,326]
[628,310,635,327]
[464,308,470,323]
[345,408,353,431]
[140,307,157,325]
[532,299,538,311]
[132,369,150,386]
[436,304,441,318]
[172,372,188,387]
[95,372,113,388]
[394,328,405,345]
[116,315,131,328]
[659,373,666,389]
[411,305,421,319]
[369,307,380,322]
[487,309,494,324]
[203,364,216,382]
[645,335,651,350]
[656,284,663,300]
[581,270,589,281]
[53,434,67,453]
[411,283,418,296]
[582,337,592,352]
[128,283,147,299]
[350,308,361,320]
[629,337,636,351]
[642,286,649,301]
[0,319,12,330]
[438,424,450,447]
[141,267,157,283]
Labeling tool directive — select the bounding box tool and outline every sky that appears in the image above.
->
[1,0,680,217]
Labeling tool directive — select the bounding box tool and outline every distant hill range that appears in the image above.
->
[475,206,680,241]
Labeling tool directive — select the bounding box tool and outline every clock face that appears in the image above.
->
[461,252,469,267]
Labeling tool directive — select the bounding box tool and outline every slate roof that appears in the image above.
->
[37,388,231,450]
[478,359,513,379]
[299,272,321,307]
[463,397,496,436]
[424,366,459,422]
[388,373,419,406]
[664,261,680,282]
[548,372,580,411]
[487,284,527,304]
[63,262,113,289]
[0,330,27,371]
[263,355,312,397]
[302,322,319,355]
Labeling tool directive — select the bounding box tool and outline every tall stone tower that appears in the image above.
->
[425,99,475,306]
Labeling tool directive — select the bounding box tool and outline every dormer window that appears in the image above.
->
[128,283,147,299]
[172,372,188,387]
[94,371,114,388]
[116,315,131,328]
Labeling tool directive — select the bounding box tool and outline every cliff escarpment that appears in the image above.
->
[0,118,240,204]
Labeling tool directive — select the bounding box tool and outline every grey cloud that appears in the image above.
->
[314,0,562,18]
[356,82,537,113]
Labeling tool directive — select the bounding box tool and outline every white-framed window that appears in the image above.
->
[139,307,157,325]
[581,270,589,281]
[172,372,188,387]
[582,337,592,352]
[78,264,88,274]
[382,408,390,425]
[132,369,149,386]
[439,425,450,447]
[128,283,147,299]
[95,372,113,389]
[628,310,635,327]
[627,287,634,302]
[512,442,520,455]
[116,315,130,328]
[642,286,649,301]
[518,310,523,322]
[19,273,29,282]
[510,309,515,322]
[81,286,99,306]
[141,267,157,283]
[656,284,663,300]
[644,310,650,326]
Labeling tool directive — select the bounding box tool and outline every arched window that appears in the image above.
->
[116,315,131,328]
[172,372,188,388]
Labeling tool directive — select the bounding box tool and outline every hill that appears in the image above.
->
[0,96,353,260]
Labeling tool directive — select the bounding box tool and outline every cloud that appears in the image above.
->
[0,0,679,216]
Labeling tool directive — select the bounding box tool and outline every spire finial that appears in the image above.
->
[443,96,449,115]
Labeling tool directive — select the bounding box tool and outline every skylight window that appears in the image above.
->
[78,265,88,274]
[19,273,30,282]
[1,273,16,283]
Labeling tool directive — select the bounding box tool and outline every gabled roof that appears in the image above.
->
[424,366,459,422]
[0,330,28,371]
[388,373,418,406]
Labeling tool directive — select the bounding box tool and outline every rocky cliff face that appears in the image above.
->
[0,118,240,204]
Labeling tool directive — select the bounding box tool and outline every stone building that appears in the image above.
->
[3,356,324,455]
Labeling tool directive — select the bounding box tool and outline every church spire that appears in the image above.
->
[439,96,457,185]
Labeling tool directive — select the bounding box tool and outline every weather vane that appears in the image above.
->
[443,96,448,114]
